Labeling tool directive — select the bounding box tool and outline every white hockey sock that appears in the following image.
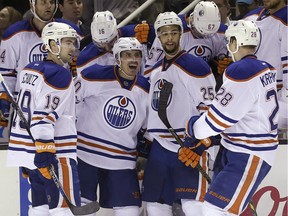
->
[146,202,173,216]
[28,205,50,216]
[114,206,140,216]
[49,207,74,216]
[202,201,237,216]
[181,199,203,216]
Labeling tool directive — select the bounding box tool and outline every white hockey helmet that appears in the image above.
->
[188,1,221,37]
[29,0,58,23]
[112,37,143,64]
[154,12,183,36]
[42,22,79,55]
[91,11,118,45]
[225,20,260,47]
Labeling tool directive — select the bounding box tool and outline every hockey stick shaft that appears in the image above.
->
[0,74,99,215]
[158,82,257,216]
[158,82,211,183]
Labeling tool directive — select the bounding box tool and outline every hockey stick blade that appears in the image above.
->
[158,81,211,183]
[0,74,100,215]
[49,165,100,215]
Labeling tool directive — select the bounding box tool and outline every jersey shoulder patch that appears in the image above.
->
[81,64,115,81]
[174,52,211,77]
[25,61,72,89]
[272,6,287,25]
[2,19,32,39]
[135,75,150,93]
[226,55,273,81]
[76,43,103,66]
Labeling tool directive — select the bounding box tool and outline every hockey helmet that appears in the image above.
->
[112,37,143,64]
[91,11,118,46]
[154,12,183,36]
[42,22,79,55]
[225,20,260,48]
[188,1,221,37]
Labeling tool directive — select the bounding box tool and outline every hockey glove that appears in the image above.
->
[135,21,149,44]
[178,138,212,168]
[136,129,152,158]
[34,140,57,179]
[179,115,213,168]
[0,92,11,127]
[217,57,232,75]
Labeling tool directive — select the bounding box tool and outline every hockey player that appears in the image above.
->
[76,37,150,215]
[144,1,228,78]
[75,10,153,76]
[6,22,81,216]
[243,0,287,131]
[244,0,287,94]
[0,0,82,127]
[179,20,279,216]
[142,12,216,216]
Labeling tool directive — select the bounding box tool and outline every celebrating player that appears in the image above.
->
[144,2,228,78]
[179,20,279,215]
[76,37,150,215]
[142,12,216,216]
[6,22,81,216]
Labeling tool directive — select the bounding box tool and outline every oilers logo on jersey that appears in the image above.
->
[104,95,136,129]
[187,45,212,62]
[29,43,48,63]
[152,79,172,111]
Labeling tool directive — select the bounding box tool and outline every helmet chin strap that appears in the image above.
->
[226,44,239,62]
[30,1,58,23]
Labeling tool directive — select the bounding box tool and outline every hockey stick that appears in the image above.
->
[158,81,211,183]
[158,82,258,216]
[0,74,100,215]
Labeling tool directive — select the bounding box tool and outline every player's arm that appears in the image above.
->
[31,70,74,179]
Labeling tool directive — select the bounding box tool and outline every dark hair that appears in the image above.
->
[4,6,23,24]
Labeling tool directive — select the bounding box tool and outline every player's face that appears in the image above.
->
[59,0,83,22]
[59,37,78,63]
[119,50,142,77]
[34,0,57,22]
[158,25,181,57]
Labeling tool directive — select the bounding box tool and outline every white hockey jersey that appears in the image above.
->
[76,64,150,170]
[144,24,227,77]
[147,50,216,153]
[244,6,288,92]
[7,60,77,169]
[193,55,279,165]
[0,18,83,93]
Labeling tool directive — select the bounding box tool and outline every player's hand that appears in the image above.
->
[136,129,152,158]
[184,115,201,148]
[0,92,11,127]
[135,21,149,44]
[217,57,232,74]
[69,57,77,77]
[34,141,57,179]
[178,147,200,168]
